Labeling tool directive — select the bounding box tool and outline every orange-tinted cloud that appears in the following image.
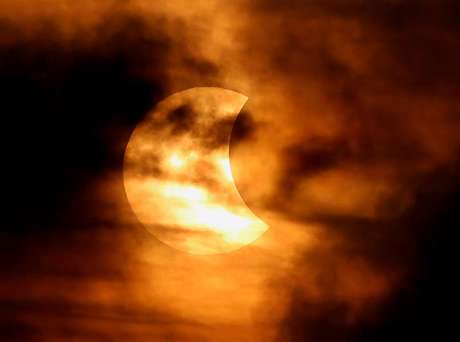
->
[1,1,459,341]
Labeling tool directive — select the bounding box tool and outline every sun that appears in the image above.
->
[123,87,268,254]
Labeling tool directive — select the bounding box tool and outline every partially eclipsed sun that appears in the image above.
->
[123,87,268,254]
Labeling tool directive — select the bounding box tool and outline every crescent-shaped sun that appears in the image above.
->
[123,87,268,254]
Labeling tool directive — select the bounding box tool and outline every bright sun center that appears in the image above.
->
[168,154,186,169]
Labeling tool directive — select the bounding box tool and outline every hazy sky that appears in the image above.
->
[1,1,459,341]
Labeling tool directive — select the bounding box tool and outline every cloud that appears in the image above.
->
[225,1,460,340]
[1,1,459,341]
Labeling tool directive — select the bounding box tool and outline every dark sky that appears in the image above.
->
[1,1,459,341]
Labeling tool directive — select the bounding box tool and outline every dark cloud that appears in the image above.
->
[0,321,42,342]
[204,116,233,146]
[279,138,351,194]
[1,14,168,232]
[230,109,257,146]
[0,7,222,232]
[279,297,364,342]
[166,104,197,136]
[231,1,460,341]
[277,159,460,341]
[164,103,234,149]
[2,1,460,341]
[0,298,205,341]
[0,5,224,340]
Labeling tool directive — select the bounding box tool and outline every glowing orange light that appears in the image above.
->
[167,153,186,169]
